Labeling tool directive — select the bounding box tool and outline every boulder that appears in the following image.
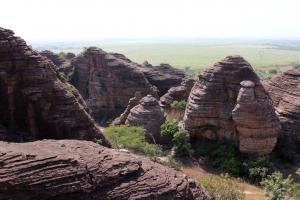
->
[264,68,300,144]
[125,95,165,143]
[0,140,212,200]
[160,78,195,108]
[0,27,110,146]
[71,48,156,122]
[183,56,280,154]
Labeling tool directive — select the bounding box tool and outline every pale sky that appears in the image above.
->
[1,0,300,41]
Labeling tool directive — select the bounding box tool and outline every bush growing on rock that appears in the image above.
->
[160,119,179,142]
[170,100,187,110]
[104,125,161,157]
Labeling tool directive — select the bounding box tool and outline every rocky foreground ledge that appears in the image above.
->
[0,140,211,200]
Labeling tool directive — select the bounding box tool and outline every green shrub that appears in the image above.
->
[170,100,187,110]
[104,125,161,157]
[261,172,293,200]
[268,69,278,74]
[199,174,245,200]
[160,119,179,139]
[172,129,193,157]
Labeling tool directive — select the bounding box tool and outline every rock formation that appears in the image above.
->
[0,140,212,200]
[125,95,165,143]
[264,68,300,144]
[112,91,142,125]
[160,78,195,108]
[183,56,280,154]
[40,50,73,74]
[71,47,156,122]
[0,27,110,146]
[141,61,187,96]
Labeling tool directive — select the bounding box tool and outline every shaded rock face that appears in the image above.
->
[0,27,110,146]
[141,62,187,96]
[71,48,156,122]
[125,95,165,143]
[40,50,73,74]
[264,68,300,144]
[0,140,212,200]
[160,78,195,108]
[183,56,280,154]
[112,91,142,125]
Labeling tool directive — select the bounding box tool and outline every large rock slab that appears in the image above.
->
[0,140,212,200]
[0,27,110,146]
[264,68,300,144]
[183,56,280,154]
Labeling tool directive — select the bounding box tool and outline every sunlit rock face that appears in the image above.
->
[264,68,300,145]
[183,56,280,155]
[0,27,110,146]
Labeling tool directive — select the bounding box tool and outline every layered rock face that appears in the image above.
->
[183,56,280,154]
[232,81,280,154]
[40,50,73,74]
[0,27,110,145]
[125,95,165,143]
[141,62,187,96]
[160,78,195,108]
[71,48,156,121]
[264,68,300,144]
[0,140,212,200]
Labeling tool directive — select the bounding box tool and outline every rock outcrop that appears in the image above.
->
[264,68,300,144]
[141,62,187,96]
[183,56,280,154]
[112,92,142,125]
[71,48,156,122]
[160,78,195,108]
[0,140,212,200]
[40,50,73,74]
[125,95,165,143]
[0,27,110,146]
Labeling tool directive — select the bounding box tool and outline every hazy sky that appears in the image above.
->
[1,0,300,41]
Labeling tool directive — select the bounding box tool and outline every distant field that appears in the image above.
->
[32,40,300,72]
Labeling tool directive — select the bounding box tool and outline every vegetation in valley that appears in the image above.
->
[104,125,161,157]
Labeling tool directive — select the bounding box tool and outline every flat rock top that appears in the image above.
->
[140,94,159,106]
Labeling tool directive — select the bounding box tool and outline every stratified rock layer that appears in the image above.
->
[141,62,187,96]
[0,27,109,146]
[264,68,300,144]
[40,50,73,74]
[232,81,280,154]
[183,56,280,154]
[160,78,195,108]
[71,48,156,121]
[125,95,165,143]
[0,140,212,200]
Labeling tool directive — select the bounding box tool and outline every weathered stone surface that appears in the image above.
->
[40,50,73,74]
[125,95,165,143]
[0,27,110,146]
[264,68,300,144]
[0,140,212,200]
[232,81,280,154]
[160,78,195,108]
[112,92,142,125]
[71,48,156,122]
[141,62,187,96]
[183,56,280,154]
